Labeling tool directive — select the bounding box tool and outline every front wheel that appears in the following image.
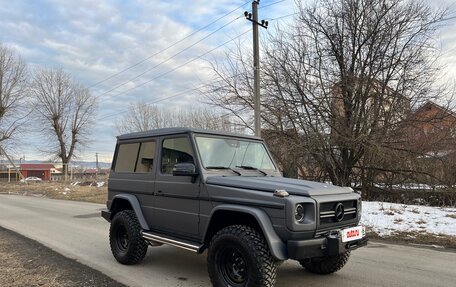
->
[207,225,277,287]
[299,251,350,274]
[109,210,148,265]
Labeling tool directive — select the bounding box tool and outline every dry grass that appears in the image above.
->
[446,214,456,219]
[410,208,420,214]
[383,210,395,216]
[382,205,404,216]
[367,230,456,249]
[0,182,107,204]
[0,238,59,287]
[0,227,125,287]
[416,219,427,225]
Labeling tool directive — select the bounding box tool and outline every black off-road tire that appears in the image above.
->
[299,251,350,275]
[207,225,277,287]
[109,210,148,265]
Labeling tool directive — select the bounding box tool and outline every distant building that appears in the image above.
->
[20,163,55,180]
[400,101,456,186]
[405,101,456,156]
[0,163,20,182]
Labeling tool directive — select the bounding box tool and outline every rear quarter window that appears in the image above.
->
[114,143,140,173]
[114,141,157,173]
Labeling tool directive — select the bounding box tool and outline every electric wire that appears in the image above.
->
[268,12,299,21]
[88,0,251,89]
[96,10,294,121]
[92,0,287,96]
[97,86,203,121]
[96,9,296,121]
[95,16,243,100]
[259,0,287,10]
[99,29,250,103]
[96,30,250,120]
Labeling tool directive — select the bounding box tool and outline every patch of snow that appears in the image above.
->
[361,201,456,236]
[63,187,71,192]
[96,182,105,187]
[71,182,81,186]
[373,183,446,190]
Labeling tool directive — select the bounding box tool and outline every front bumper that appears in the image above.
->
[287,234,368,260]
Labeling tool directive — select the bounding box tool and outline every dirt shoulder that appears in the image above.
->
[367,231,456,249]
[0,182,106,204]
[0,226,125,287]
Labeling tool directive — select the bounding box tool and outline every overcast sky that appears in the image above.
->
[0,0,455,163]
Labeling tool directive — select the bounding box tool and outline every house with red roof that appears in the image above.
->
[20,163,55,180]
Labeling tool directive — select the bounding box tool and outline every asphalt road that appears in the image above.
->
[0,194,454,287]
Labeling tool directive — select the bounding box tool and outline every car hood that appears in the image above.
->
[206,176,352,197]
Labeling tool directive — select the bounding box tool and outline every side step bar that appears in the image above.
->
[141,231,202,253]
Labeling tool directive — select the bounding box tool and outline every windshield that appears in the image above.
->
[195,136,276,170]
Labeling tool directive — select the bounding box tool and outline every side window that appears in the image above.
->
[114,143,140,173]
[161,137,194,174]
[136,141,156,173]
[114,141,156,173]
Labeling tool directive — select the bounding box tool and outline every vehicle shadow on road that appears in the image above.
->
[135,245,354,287]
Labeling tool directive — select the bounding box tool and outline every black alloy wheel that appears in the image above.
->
[217,246,248,286]
[207,225,277,287]
[109,210,148,265]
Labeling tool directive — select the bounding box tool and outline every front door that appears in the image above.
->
[153,135,200,239]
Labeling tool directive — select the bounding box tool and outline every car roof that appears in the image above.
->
[117,127,261,141]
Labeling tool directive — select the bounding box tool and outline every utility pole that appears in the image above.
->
[245,0,268,137]
[95,152,99,181]
[0,146,25,181]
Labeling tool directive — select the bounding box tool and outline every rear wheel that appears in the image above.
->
[109,210,148,265]
[207,225,277,287]
[299,251,350,274]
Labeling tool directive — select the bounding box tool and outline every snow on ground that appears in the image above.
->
[361,201,456,237]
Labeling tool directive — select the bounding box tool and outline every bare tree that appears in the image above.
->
[31,68,97,175]
[207,0,451,187]
[0,43,28,147]
[115,101,244,134]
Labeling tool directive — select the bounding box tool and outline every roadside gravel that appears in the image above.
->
[0,226,125,287]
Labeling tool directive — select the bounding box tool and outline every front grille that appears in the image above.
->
[319,200,357,225]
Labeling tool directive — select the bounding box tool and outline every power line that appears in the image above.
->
[97,10,292,104]
[96,16,243,101]
[97,86,203,121]
[95,8,296,121]
[96,65,248,121]
[99,29,251,103]
[88,0,251,89]
[96,12,297,120]
[260,0,287,10]
[96,80,245,123]
[268,12,299,21]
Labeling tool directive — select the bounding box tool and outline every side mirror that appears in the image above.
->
[172,163,198,177]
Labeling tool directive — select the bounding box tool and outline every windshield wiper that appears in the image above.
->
[205,166,242,176]
[235,165,268,176]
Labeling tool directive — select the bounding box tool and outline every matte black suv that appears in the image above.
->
[102,128,367,287]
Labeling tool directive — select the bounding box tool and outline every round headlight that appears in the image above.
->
[295,204,305,223]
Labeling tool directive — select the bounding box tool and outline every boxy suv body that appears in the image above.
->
[102,128,367,287]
